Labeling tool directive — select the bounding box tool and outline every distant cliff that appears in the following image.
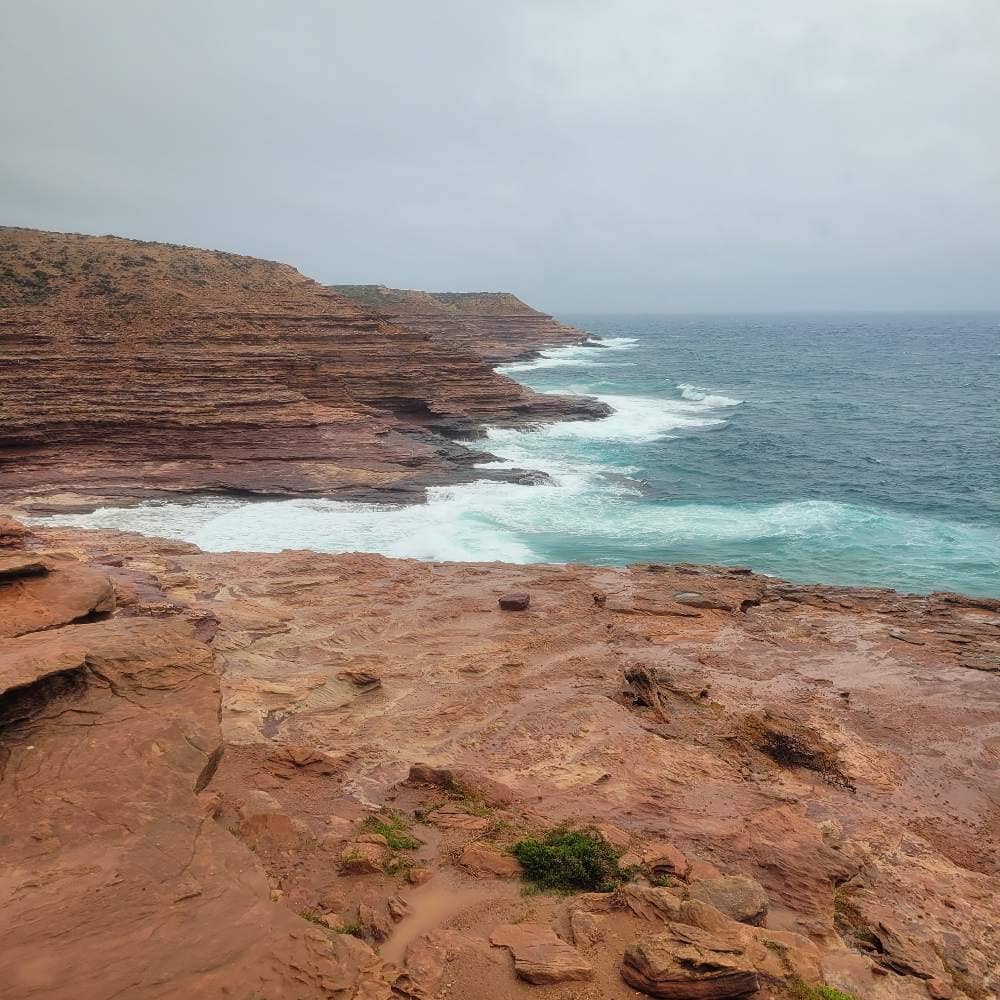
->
[331,284,591,364]
[0,227,606,509]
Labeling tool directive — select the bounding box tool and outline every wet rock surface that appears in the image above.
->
[1,520,998,999]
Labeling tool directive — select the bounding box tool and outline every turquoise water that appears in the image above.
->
[44,313,1000,596]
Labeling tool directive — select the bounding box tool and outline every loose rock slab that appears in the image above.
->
[687,876,769,927]
[490,922,593,984]
[621,923,759,999]
[498,591,530,611]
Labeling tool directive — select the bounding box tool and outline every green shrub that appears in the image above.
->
[360,811,421,851]
[792,981,858,1000]
[816,988,857,1000]
[511,826,624,892]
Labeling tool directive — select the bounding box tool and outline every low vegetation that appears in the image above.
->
[511,825,625,892]
[792,980,858,1000]
[299,910,363,937]
[360,810,421,851]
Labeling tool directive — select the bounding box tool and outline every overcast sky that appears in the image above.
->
[2,1,999,312]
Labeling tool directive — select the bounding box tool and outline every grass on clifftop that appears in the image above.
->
[511,826,624,892]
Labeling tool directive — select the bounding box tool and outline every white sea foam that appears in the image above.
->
[37,494,1000,592]
[595,337,639,348]
[496,337,637,374]
[677,383,743,407]
[488,394,724,447]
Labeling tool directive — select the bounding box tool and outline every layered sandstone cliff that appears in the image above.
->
[330,284,592,365]
[2,518,997,1000]
[0,227,606,509]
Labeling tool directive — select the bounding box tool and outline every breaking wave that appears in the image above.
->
[30,324,1000,596]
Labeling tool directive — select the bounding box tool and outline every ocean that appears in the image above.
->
[43,312,1000,596]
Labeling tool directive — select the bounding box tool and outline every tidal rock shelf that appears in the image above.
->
[2,517,997,999]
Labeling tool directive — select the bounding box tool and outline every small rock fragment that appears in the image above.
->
[570,909,604,948]
[339,841,387,874]
[359,902,393,942]
[499,592,530,611]
[687,876,769,927]
[642,840,689,879]
[460,842,524,879]
[490,922,593,984]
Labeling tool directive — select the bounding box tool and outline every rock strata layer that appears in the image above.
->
[0,227,606,509]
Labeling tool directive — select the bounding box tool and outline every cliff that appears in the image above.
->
[0,228,606,510]
[331,284,592,364]
[2,518,998,999]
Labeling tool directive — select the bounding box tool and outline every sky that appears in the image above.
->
[2,1,999,312]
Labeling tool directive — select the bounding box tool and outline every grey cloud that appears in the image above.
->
[2,0,998,311]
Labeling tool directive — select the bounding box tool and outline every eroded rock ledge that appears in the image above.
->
[2,518,997,999]
[0,227,607,511]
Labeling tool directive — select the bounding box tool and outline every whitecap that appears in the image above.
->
[677,383,744,407]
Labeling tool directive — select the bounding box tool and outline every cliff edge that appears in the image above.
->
[0,227,606,511]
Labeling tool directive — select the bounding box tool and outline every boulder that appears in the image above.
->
[499,592,530,611]
[0,516,33,548]
[570,909,604,948]
[621,924,759,999]
[406,763,515,805]
[642,840,689,879]
[490,923,593,985]
[340,841,388,874]
[359,902,393,942]
[427,802,490,832]
[0,553,49,581]
[460,842,524,878]
[622,883,684,923]
[0,556,115,639]
[687,876,768,927]
[678,900,822,984]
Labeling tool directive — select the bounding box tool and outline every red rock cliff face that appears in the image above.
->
[331,284,592,365]
[0,228,606,508]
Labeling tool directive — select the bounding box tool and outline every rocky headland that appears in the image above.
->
[0,227,606,513]
[1,227,998,1000]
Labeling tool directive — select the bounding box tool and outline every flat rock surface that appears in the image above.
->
[3,524,999,1000]
[490,923,594,983]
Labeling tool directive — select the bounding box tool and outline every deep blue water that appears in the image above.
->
[43,312,1000,596]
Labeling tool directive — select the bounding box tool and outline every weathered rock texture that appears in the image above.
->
[330,284,592,365]
[0,227,605,509]
[0,525,388,999]
[4,523,995,1000]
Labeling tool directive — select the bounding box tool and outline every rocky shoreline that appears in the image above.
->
[2,516,997,999]
[0,227,608,514]
[1,227,998,1000]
